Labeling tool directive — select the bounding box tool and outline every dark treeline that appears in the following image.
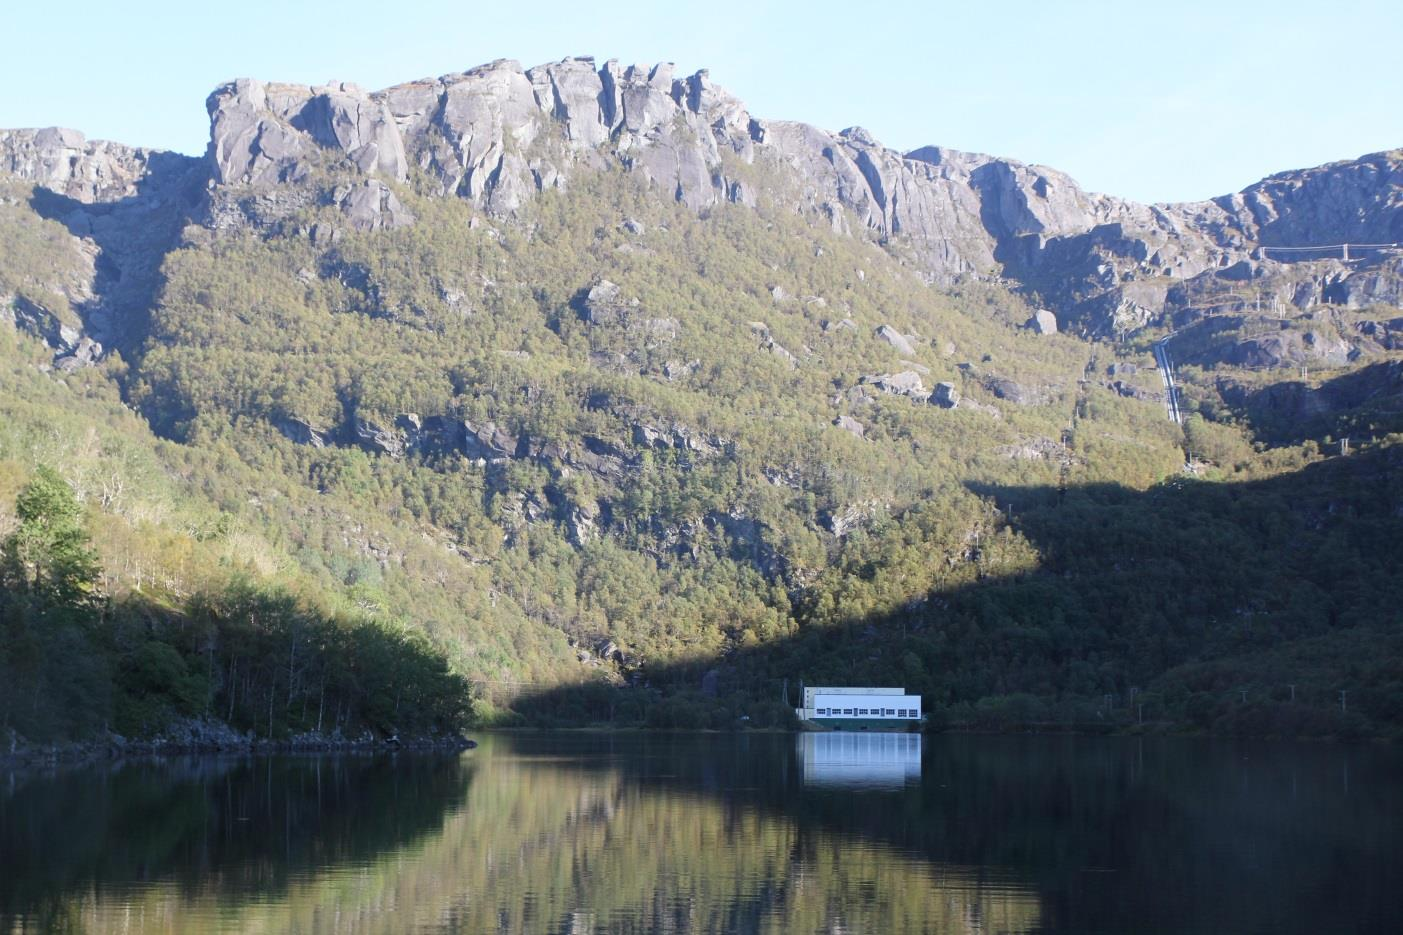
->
[1,468,468,743]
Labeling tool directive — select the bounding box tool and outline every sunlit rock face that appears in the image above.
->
[0,127,158,203]
[6,58,1400,337]
[198,59,1403,334]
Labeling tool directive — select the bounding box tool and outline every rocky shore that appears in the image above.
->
[1,719,475,771]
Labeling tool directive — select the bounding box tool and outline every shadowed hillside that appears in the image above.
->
[513,443,1403,737]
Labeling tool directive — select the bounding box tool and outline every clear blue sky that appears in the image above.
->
[2,0,1399,203]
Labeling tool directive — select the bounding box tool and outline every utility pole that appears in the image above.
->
[1240,689,1249,704]
[1289,684,1296,703]
[1339,690,1348,714]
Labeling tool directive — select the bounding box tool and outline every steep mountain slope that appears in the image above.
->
[2,56,1401,739]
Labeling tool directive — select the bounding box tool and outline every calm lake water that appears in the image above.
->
[2,732,1400,933]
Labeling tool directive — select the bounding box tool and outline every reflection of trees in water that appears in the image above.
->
[495,733,1403,935]
[7,742,1040,934]
[10,736,1397,933]
[0,754,472,930]
[429,744,1040,934]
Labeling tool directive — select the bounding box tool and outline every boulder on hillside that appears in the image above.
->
[874,324,917,356]
[983,376,1045,406]
[1025,308,1058,334]
[579,279,633,325]
[854,370,930,404]
[834,414,866,438]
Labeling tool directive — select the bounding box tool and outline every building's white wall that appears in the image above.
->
[811,694,922,719]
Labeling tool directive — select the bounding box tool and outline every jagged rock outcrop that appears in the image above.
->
[336,179,413,231]
[194,55,1402,336]
[575,279,679,376]
[1,295,81,352]
[1,127,157,203]
[1210,150,1403,247]
[822,500,886,537]
[4,58,1401,347]
[276,417,331,448]
[54,336,102,372]
[463,420,518,461]
[206,78,408,187]
[0,127,205,358]
[203,58,760,230]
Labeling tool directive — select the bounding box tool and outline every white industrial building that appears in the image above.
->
[796,686,923,724]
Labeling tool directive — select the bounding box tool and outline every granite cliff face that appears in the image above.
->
[202,58,759,228]
[194,57,1403,335]
[2,55,1401,359]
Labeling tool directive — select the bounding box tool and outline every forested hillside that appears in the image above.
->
[3,61,1402,744]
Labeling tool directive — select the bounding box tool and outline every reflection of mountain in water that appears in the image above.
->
[5,740,1041,934]
[5,735,1400,934]
[799,732,923,789]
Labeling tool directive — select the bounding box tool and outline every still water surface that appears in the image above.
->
[2,733,1399,933]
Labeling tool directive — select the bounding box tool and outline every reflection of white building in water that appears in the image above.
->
[799,732,924,788]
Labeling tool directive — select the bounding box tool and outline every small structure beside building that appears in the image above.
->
[797,686,923,730]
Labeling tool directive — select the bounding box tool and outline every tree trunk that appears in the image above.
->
[227,658,238,722]
[286,636,298,712]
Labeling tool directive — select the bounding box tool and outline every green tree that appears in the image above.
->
[2,466,100,608]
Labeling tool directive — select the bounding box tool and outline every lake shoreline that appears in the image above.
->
[476,721,1392,742]
[1,721,475,772]
[7,719,1387,773]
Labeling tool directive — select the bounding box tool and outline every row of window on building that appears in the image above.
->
[816,707,918,718]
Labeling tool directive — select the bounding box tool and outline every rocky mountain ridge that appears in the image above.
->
[3,56,1401,354]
